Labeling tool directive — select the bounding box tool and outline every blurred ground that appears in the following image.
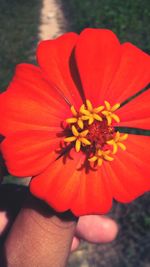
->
[0,0,150,266]
[39,0,67,40]
[68,194,150,267]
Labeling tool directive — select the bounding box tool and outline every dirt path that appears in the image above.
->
[39,0,67,40]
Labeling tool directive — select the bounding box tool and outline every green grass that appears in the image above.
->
[3,175,30,185]
[62,0,150,53]
[0,0,42,92]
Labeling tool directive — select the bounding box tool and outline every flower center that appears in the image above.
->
[87,119,114,149]
[64,99,128,167]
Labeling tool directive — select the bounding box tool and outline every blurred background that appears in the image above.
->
[0,0,150,266]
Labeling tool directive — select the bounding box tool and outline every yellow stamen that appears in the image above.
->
[88,156,98,162]
[66,118,77,124]
[118,142,126,151]
[81,115,90,121]
[81,138,91,145]
[93,113,103,121]
[107,116,112,126]
[81,109,91,116]
[71,105,78,116]
[104,154,114,161]
[79,104,86,113]
[75,139,81,152]
[111,103,120,112]
[88,116,94,125]
[111,142,118,154]
[101,111,109,116]
[111,114,120,123]
[72,125,79,137]
[77,119,84,129]
[93,106,104,113]
[80,129,89,137]
[88,149,114,166]
[115,131,120,141]
[102,101,120,125]
[119,133,128,141]
[86,99,93,112]
[98,158,103,166]
[64,125,91,152]
[79,99,103,125]
[64,136,76,142]
[107,132,128,154]
[66,105,85,129]
[104,101,111,110]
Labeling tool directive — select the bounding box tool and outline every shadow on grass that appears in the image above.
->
[0,0,43,92]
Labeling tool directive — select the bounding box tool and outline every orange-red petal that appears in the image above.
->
[1,130,62,177]
[75,28,121,106]
[30,150,85,213]
[30,150,112,216]
[71,166,112,216]
[37,32,83,108]
[0,64,70,136]
[105,42,150,104]
[105,134,150,203]
[115,88,150,129]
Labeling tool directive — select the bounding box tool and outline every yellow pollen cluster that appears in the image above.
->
[66,105,84,129]
[88,150,114,166]
[107,131,128,154]
[102,101,120,126]
[64,99,128,167]
[80,100,104,125]
[64,125,91,152]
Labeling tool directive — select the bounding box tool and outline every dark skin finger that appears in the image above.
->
[0,184,118,252]
[0,193,77,267]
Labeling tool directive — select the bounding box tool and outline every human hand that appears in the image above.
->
[0,184,118,266]
[71,215,118,251]
[0,184,118,252]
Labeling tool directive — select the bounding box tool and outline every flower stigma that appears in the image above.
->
[64,100,128,167]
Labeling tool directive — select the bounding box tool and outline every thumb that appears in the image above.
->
[1,194,77,267]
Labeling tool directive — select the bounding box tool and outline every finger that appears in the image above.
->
[3,195,77,267]
[0,211,9,235]
[75,215,118,243]
[71,236,80,252]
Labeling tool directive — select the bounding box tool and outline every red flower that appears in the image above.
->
[0,29,150,216]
